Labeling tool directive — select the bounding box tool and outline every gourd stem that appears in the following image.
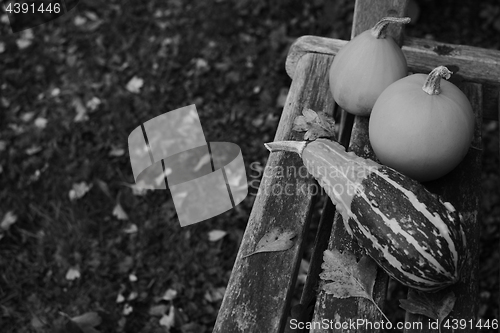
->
[422,66,453,95]
[264,141,308,157]
[371,17,411,39]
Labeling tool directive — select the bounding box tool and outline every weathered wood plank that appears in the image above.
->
[311,1,408,332]
[403,83,482,333]
[286,36,500,120]
[213,52,335,333]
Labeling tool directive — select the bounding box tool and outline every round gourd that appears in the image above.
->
[329,17,410,116]
[369,66,475,182]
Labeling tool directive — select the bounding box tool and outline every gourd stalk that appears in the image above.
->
[422,66,453,95]
[371,17,411,39]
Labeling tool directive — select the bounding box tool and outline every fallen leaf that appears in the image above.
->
[112,202,128,220]
[293,108,336,140]
[207,230,227,242]
[162,288,177,301]
[109,146,125,157]
[16,29,34,49]
[1,211,17,231]
[21,112,35,122]
[94,179,112,198]
[126,76,144,94]
[69,182,92,201]
[116,293,125,303]
[399,289,456,332]
[70,312,102,328]
[51,88,61,97]
[159,306,175,331]
[122,181,149,196]
[127,291,138,301]
[204,287,225,303]
[118,256,134,273]
[86,97,101,112]
[0,41,5,53]
[243,228,297,258]
[74,15,87,26]
[34,117,48,129]
[31,315,45,329]
[66,267,81,281]
[26,145,42,155]
[320,249,389,322]
[149,304,169,317]
[123,304,133,316]
[123,224,138,234]
[73,97,89,122]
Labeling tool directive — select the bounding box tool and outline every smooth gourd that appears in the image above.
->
[329,17,410,116]
[369,66,475,182]
[265,139,466,291]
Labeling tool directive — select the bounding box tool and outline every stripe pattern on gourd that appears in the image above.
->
[300,139,466,291]
[349,166,466,291]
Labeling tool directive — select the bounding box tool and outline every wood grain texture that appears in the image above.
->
[213,52,335,333]
[285,36,500,119]
[310,1,407,332]
[403,83,482,333]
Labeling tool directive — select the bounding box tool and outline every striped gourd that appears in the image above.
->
[265,138,466,292]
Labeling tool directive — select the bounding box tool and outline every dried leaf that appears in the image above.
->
[292,108,335,140]
[116,293,125,303]
[207,230,227,242]
[70,312,102,328]
[399,289,456,330]
[149,304,169,317]
[34,117,48,129]
[320,249,389,322]
[94,179,112,199]
[16,29,34,49]
[1,211,17,231]
[162,288,178,301]
[66,267,81,281]
[123,224,138,234]
[86,97,101,112]
[126,76,144,94]
[112,202,129,220]
[109,146,125,157]
[123,304,133,316]
[243,228,297,258]
[204,287,225,303]
[73,97,89,122]
[69,182,92,201]
[159,306,175,330]
[26,145,42,155]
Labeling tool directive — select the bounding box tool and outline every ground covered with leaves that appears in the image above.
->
[0,0,499,332]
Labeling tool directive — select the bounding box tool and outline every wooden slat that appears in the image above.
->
[311,1,408,332]
[285,36,500,120]
[404,83,482,332]
[213,52,335,333]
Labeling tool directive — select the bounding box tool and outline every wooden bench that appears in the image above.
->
[213,1,500,332]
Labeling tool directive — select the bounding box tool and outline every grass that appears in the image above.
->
[0,0,499,332]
